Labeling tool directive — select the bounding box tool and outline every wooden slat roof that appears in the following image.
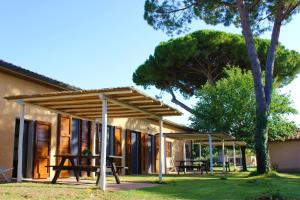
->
[5,86,182,120]
[164,132,235,141]
[194,141,247,146]
[164,132,246,146]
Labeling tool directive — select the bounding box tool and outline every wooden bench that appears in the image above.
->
[47,155,127,185]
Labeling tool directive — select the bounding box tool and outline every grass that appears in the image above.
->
[1,171,300,200]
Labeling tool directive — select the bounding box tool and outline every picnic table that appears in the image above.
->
[215,161,231,172]
[47,155,126,185]
[176,159,208,175]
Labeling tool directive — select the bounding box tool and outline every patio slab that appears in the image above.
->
[24,177,159,191]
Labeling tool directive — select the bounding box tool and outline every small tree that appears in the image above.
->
[190,67,297,147]
[143,0,300,174]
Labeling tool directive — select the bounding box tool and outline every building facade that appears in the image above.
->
[269,130,300,172]
[0,60,188,180]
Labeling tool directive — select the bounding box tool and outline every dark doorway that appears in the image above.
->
[71,118,80,164]
[12,119,31,178]
[147,135,155,173]
[131,132,140,174]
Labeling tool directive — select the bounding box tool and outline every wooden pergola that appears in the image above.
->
[164,132,247,174]
[5,87,182,190]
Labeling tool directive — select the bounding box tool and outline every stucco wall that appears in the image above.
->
[269,140,300,172]
[0,70,60,178]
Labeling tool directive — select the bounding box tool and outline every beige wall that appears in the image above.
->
[269,140,300,172]
[0,70,60,178]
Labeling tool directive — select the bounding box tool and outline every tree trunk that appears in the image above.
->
[255,109,269,173]
[265,2,284,106]
[168,88,193,113]
[241,146,247,172]
[236,0,269,174]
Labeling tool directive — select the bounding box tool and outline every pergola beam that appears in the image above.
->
[21,90,133,102]
[104,95,161,120]
[99,94,108,191]
[17,101,25,182]
[159,118,163,183]
[233,142,236,171]
[208,134,213,175]
[73,110,141,115]
[38,99,101,106]
[64,107,129,112]
[52,103,119,109]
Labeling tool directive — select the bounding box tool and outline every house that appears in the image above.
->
[269,129,300,172]
[0,60,189,181]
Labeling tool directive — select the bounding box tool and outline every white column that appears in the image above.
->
[233,142,236,171]
[91,121,97,178]
[222,139,225,173]
[17,102,25,182]
[164,134,167,175]
[183,140,186,173]
[198,143,202,159]
[159,118,163,183]
[208,134,213,175]
[99,94,108,191]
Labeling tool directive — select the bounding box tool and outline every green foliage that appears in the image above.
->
[144,0,300,35]
[133,30,300,97]
[190,68,297,147]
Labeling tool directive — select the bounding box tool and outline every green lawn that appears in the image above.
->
[1,172,300,200]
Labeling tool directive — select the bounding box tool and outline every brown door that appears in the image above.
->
[114,127,122,166]
[140,132,147,174]
[125,129,132,174]
[33,121,51,179]
[57,115,71,177]
[155,134,160,173]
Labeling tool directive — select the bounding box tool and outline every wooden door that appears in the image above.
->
[57,115,71,177]
[125,130,132,174]
[33,121,51,179]
[140,132,147,174]
[155,134,160,173]
[114,127,122,166]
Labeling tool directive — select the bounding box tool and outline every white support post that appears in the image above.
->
[99,94,108,191]
[17,102,25,182]
[91,121,97,178]
[159,118,163,183]
[198,143,202,159]
[222,139,225,174]
[183,141,186,173]
[164,134,167,175]
[233,142,236,171]
[208,134,213,175]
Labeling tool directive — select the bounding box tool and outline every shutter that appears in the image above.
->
[125,129,132,174]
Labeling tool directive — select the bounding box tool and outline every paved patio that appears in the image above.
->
[24,177,159,191]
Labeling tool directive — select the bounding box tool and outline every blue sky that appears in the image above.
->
[0,1,299,125]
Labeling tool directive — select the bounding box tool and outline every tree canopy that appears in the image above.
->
[142,0,300,173]
[190,67,297,147]
[133,30,300,98]
[144,0,300,35]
